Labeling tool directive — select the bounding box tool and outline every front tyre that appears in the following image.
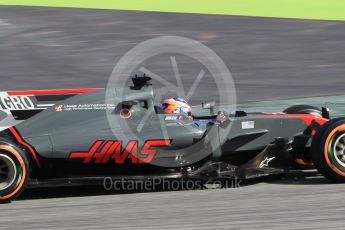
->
[311,118,345,183]
[284,104,322,116]
[0,143,29,203]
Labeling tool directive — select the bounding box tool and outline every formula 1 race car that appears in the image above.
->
[1,74,345,203]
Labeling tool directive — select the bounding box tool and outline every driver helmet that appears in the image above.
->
[162,98,193,120]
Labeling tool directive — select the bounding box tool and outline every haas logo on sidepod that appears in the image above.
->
[69,140,171,164]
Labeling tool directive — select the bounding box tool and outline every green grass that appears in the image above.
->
[0,0,344,21]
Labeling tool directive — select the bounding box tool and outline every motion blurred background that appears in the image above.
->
[0,2,344,104]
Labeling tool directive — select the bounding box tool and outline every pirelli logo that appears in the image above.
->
[0,96,36,110]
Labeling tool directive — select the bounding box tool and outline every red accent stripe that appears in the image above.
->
[9,127,41,168]
[7,88,101,96]
[285,114,328,126]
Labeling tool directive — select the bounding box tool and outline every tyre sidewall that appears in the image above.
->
[0,141,29,203]
[311,118,345,182]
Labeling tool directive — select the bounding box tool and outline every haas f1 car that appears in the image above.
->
[1,74,345,202]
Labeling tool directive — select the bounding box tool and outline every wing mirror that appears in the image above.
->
[322,107,330,119]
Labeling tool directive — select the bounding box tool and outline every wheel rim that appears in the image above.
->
[333,133,345,168]
[0,153,17,191]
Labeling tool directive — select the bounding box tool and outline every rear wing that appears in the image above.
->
[0,88,100,131]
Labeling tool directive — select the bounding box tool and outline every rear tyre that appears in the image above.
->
[311,118,345,183]
[284,105,322,116]
[0,143,29,203]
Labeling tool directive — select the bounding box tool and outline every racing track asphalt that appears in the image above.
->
[1,171,345,230]
[0,6,345,229]
[1,6,345,104]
